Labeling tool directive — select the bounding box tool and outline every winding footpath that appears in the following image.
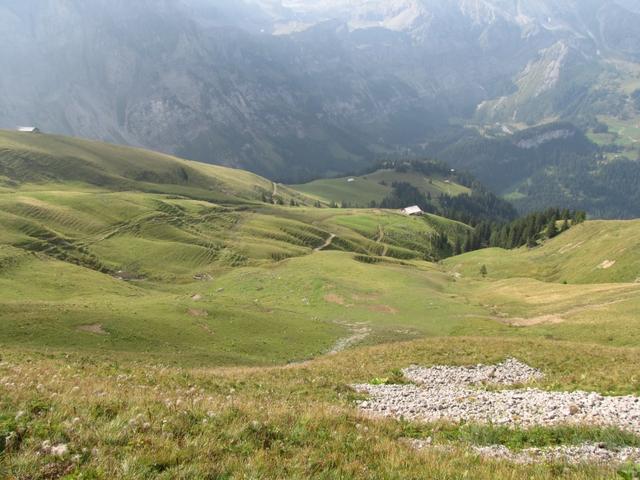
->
[376,225,389,256]
[315,233,336,252]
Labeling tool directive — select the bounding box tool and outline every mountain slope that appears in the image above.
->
[0,132,478,365]
[0,130,306,204]
[293,165,471,207]
[2,0,639,188]
[430,122,640,218]
[3,125,640,478]
[0,131,471,274]
[445,219,640,284]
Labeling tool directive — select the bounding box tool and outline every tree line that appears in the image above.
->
[373,178,518,225]
[455,207,587,255]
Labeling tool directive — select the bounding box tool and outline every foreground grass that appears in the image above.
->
[1,337,639,479]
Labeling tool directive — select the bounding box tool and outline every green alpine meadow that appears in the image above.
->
[2,1,640,478]
[1,130,639,479]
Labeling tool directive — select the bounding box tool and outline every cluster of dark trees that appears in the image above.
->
[632,89,640,111]
[455,208,587,255]
[373,178,518,226]
[438,190,517,225]
[378,182,436,213]
[511,156,640,218]
[427,122,640,219]
[433,123,597,194]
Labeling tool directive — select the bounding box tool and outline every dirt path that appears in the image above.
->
[315,233,336,252]
[376,225,389,256]
[329,323,371,354]
[499,295,637,326]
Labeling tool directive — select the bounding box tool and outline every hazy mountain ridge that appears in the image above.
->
[1,0,639,189]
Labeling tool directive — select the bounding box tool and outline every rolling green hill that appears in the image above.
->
[0,132,476,365]
[0,130,306,205]
[444,220,640,285]
[293,168,470,207]
[441,220,640,350]
[293,160,518,225]
[3,132,640,479]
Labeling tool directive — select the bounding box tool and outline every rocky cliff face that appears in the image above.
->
[1,0,638,181]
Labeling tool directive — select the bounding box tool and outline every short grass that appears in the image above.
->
[1,337,639,479]
[293,169,470,207]
[442,220,640,348]
[0,186,467,279]
[590,116,640,160]
[444,220,640,284]
[0,130,306,205]
[3,132,640,478]
[0,247,494,366]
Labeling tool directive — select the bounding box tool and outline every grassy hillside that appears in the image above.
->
[440,220,640,349]
[3,132,640,478]
[0,132,475,365]
[3,338,639,479]
[444,220,640,284]
[0,130,306,205]
[430,122,640,218]
[0,186,467,276]
[0,184,477,365]
[293,168,470,207]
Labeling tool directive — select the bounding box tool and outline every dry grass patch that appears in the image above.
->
[1,337,639,478]
[324,294,347,306]
[76,324,109,335]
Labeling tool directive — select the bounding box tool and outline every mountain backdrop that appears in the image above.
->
[1,0,639,214]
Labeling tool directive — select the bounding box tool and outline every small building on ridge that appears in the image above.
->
[17,126,41,133]
[401,205,423,216]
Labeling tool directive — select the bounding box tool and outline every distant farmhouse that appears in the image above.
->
[401,205,423,216]
[17,126,41,133]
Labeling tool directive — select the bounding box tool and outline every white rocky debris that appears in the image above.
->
[353,358,640,434]
[403,357,544,387]
[409,439,640,465]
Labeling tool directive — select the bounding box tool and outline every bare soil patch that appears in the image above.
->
[329,323,371,354]
[597,259,616,269]
[351,293,380,302]
[505,314,564,326]
[315,233,336,252]
[324,294,346,305]
[368,304,398,314]
[77,324,108,335]
[188,309,209,318]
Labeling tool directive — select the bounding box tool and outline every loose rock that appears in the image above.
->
[409,439,640,465]
[354,358,640,436]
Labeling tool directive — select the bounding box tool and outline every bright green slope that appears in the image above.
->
[292,168,470,206]
[0,130,304,204]
[2,130,640,366]
[0,131,476,365]
[442,220,640,348]
[0,244,499,365]
[4,132,640,479]
[444,220,640,284]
